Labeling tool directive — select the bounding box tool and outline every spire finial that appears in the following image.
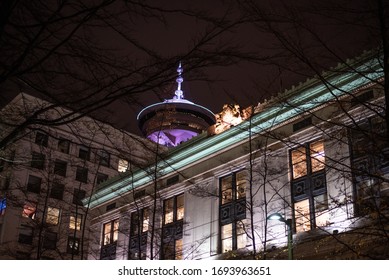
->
[174,62,184,99]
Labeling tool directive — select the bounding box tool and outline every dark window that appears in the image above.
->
[75,167,88,183]
[35,132,48,147]
[43,231,57,249]
[350,117,389,215]
[97,150,110,167]
[58,138,70,154]
[129,208,149,260]
[67,237,80,255]
[96,173,108,185]
[219,171,247,253]
[293,117,312,132]
[50,183,64,200]
[290,140,328,232]
[27,175,42,194]
[106,203,116,212]
[73,189,86,206]
[351,90,374,107]
[134,190,146,200]
[54,160,67,177]
[31,152,45,169]
[162,194,184,260]
[18,226,34,244]
[78,145,90,160]
[167,175,179,186]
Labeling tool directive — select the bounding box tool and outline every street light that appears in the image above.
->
[267,213,293,260]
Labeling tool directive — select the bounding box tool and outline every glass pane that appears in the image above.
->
[315,194,330,227]
[46,207,60,225]
[69,214,82,230]
[294,199,311,232]
[118,159,129,172]
[103,223,111,245]
[221,176,233,204]
[236,222,246,249]
[175,239,183,260]
[22,202,36,219]
[113,219,119,242]
[292,147,307,179]
[176,194,184,220]
[236,171,246,199]
[221,223,232,239]
[142,209,149,232]
[164,198,174,224]
[310,141,325,172]
[221,239,232,253]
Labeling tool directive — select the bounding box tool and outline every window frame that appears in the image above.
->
[78,145,90,161]
[57,138,70,154]
[35,132,48,147]
[53,159,67,177]
[45,206,61,225]
[218,170,247,253]
[75,167,88,183]
[69,213,83,231]
[27,175,42,194]
[290,140,328,233]
[102,219,119,246]
[31,152,45,170]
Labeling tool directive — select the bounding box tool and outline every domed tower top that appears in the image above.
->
[137,63,216,147]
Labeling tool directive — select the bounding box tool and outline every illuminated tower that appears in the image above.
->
[137,63,216,147]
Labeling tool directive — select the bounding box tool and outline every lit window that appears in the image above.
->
[46,207,60,225]
[162,194,184,260]
[22,201,37,219]
[162,238,183,260]
[118,159,129,172]
[103,219,119,246]
[219,171,247,253]
[290,140,328,232]
[69,213,82,231]
[163,194,184,225]
[221,224,233,252]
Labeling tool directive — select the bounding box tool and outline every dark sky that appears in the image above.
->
[1,0,380,137]
[99,0,379,136]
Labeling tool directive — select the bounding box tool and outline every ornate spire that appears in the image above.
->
[174,62,184,100]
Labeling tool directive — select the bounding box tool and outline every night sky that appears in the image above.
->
[0,0,380,137]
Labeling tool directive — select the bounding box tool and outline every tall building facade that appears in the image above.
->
[86,50,389,260]
[0,93,159,259]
